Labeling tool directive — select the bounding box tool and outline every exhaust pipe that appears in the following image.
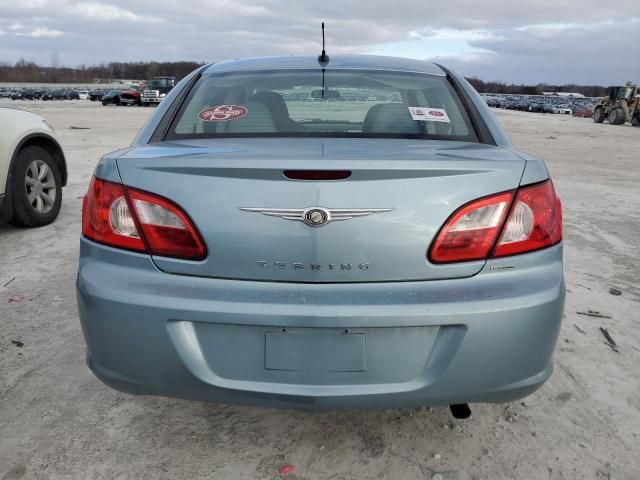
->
[449,404,471,419]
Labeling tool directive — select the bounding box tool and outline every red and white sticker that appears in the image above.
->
[408,107,450,123]
[198,105,248,122]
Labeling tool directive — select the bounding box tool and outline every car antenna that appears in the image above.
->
[318,22,330,66]
[317,22,329,98]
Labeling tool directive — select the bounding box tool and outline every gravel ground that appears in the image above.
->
[1,101,639,480]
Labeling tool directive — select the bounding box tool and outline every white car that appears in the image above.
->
[0,107,67,227]
[553,106,573,115]
[78,90,89,100]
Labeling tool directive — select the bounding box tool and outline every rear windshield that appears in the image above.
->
[167,69,478,142]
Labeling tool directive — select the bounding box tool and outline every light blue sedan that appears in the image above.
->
[77,55,564,417]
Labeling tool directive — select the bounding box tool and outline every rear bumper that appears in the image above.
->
[77,238,565,410]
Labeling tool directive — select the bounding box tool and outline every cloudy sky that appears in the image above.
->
[1,0,639,84]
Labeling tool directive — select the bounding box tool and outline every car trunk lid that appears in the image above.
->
[115,138,526,282]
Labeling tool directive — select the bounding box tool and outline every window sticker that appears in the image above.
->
[408,107,450,123]
[198,105,248,122]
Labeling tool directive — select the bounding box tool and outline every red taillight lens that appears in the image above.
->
[492,180,562,257]
[82,177,206,260]
[127,188,207,260]
[428,180,562,263]
[82,177,146,252]
[428,191,514,263]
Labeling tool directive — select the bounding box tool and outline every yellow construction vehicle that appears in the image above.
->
[593,82,639,125]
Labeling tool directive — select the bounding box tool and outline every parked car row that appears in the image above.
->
[0,87,143,104]
[2,79,173,108]
[483,94,598,118]
[0,88,87,101]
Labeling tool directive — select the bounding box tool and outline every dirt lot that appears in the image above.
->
[1,101,639,480]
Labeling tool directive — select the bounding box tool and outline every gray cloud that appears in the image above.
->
[431,18,640,84]
[0,0,639,84]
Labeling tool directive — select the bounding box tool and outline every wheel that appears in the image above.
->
[593,107,605,123]
[609,108,625,125]
[632,115,640,127]
[9,145,62,227]
[608,108,619,125]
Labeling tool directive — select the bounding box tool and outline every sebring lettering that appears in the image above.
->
[257,261,370,271]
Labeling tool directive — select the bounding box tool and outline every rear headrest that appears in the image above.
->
[251,91,289,118]
[362,104,421,135]
[250,91,304,132]
[221,101,277,133]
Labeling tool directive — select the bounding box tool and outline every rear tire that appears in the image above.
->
[9,146,62,228]
[593,107,605,123]
[608,108,623,125]
[632,115,640,127]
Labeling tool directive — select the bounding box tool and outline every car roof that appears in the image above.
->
[203,55,446,76]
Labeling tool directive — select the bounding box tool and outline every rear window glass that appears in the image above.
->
[167,69,478,142]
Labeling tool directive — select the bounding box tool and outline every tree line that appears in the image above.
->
[465,77,607,97]
[0,60,204,83]
[0,60,609,96]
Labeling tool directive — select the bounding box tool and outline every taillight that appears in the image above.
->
[428,191,514,263]
[82,177,206,260]
[126,188,207,260]
[492,180,562,257]
[82,177,145,252]
[428,180,562,263]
